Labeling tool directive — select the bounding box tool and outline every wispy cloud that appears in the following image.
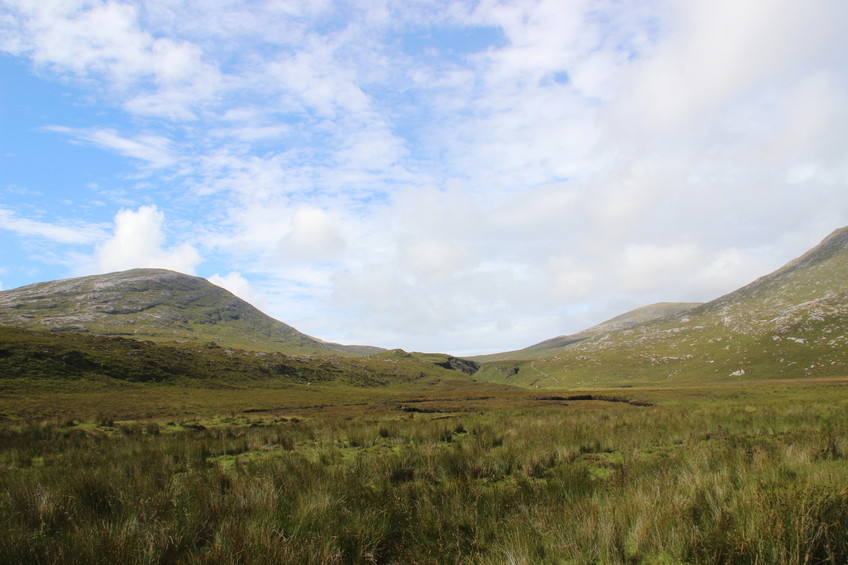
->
[44,127,177,168]
[0,207,105,244]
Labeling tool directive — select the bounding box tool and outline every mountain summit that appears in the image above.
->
[0,268,380,355]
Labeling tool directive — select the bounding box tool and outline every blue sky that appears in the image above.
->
[2,0,848,355]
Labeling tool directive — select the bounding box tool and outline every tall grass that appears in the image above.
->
[1,393,847,564]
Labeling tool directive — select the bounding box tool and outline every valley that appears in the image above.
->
[1,227,847,563]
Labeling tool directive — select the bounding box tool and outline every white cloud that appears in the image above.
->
[490,183,579,229]
[693,249,768,297]
[547,255,597,299]
[618,243,701,293]
[45,127,177,168]
[95,206,201,274]
[616,244,774,303]
[278,206,346,261]
[208,271,269,311]
[0,207,105,244]
[401,241,470,281]
[211,124,290,143]
[613,0,848,134]
[2,0,221,118]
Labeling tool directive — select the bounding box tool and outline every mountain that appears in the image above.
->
[474,227,848,387]
[0,269,381,356]
[470,302,702,363]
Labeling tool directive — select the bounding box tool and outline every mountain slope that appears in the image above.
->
[475,227,848,387]
[471,302,702,363]
[688,225,848,330]
[0,269,380,356]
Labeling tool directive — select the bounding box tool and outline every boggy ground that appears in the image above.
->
[2,379,847,564]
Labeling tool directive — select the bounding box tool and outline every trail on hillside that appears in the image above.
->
[528,361,553,387]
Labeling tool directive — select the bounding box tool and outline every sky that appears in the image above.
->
[1,0,847,356]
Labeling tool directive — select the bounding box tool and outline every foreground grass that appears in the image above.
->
[1,382,847,564]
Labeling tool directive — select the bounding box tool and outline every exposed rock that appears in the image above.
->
[435,356,481,375]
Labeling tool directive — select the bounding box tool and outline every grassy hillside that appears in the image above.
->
[476,227,848,387]
[0,326,481,397]
[471,302,701,363]
[0,269,380,356]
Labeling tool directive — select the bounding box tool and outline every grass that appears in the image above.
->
[0,325,493,398]
[474,313,848,388]
[1,381,847,564]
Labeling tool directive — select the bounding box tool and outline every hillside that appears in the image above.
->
[471,302,701,363]
[475,227,848,387]
[0,269,380,356]
[0,325,479,391]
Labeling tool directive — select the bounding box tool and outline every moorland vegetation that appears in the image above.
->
[1,383,846,564]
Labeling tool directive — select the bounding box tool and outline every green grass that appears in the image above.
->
[0,325,486,392]
[1,381,847,564]
[474,303,848,388]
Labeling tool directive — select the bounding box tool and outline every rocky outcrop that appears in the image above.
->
[436,356,481,375]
